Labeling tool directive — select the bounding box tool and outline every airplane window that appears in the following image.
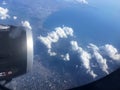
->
[0,0,120,90]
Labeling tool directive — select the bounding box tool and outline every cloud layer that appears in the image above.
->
[88,44,109,74]
[71,41,97,78]
[38,26,120,78]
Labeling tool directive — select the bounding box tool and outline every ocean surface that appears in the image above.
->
[41,5,120,87]
[44,6,120,48]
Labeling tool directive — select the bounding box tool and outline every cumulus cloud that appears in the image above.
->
[102,44,120,61]
[0,7,10,20]
[70,40,120,78]
[88,44,109,74]
[21,21,32,30]
[61,53,70,61]
[70,41,97,78]
[38,26,74,56]
[38,26,120,78]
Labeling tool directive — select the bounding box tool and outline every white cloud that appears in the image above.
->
[13,16,17,20]
[87,70,97,78]
[64,0,88,4]
[0,7,10,20]
[38,26,120,78]
[75,0,88,4]
[21,21,32,30]
[88,44,109,74]
[48,49,57,56]
[38,26,74,56]
[70,41,97,78]
[39,35,53,49]
[70,40,79,51]
[102,44,120,61]
[61,53,70,61]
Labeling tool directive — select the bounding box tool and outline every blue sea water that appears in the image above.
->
[44,5,120,48]
[41,5,120,87]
